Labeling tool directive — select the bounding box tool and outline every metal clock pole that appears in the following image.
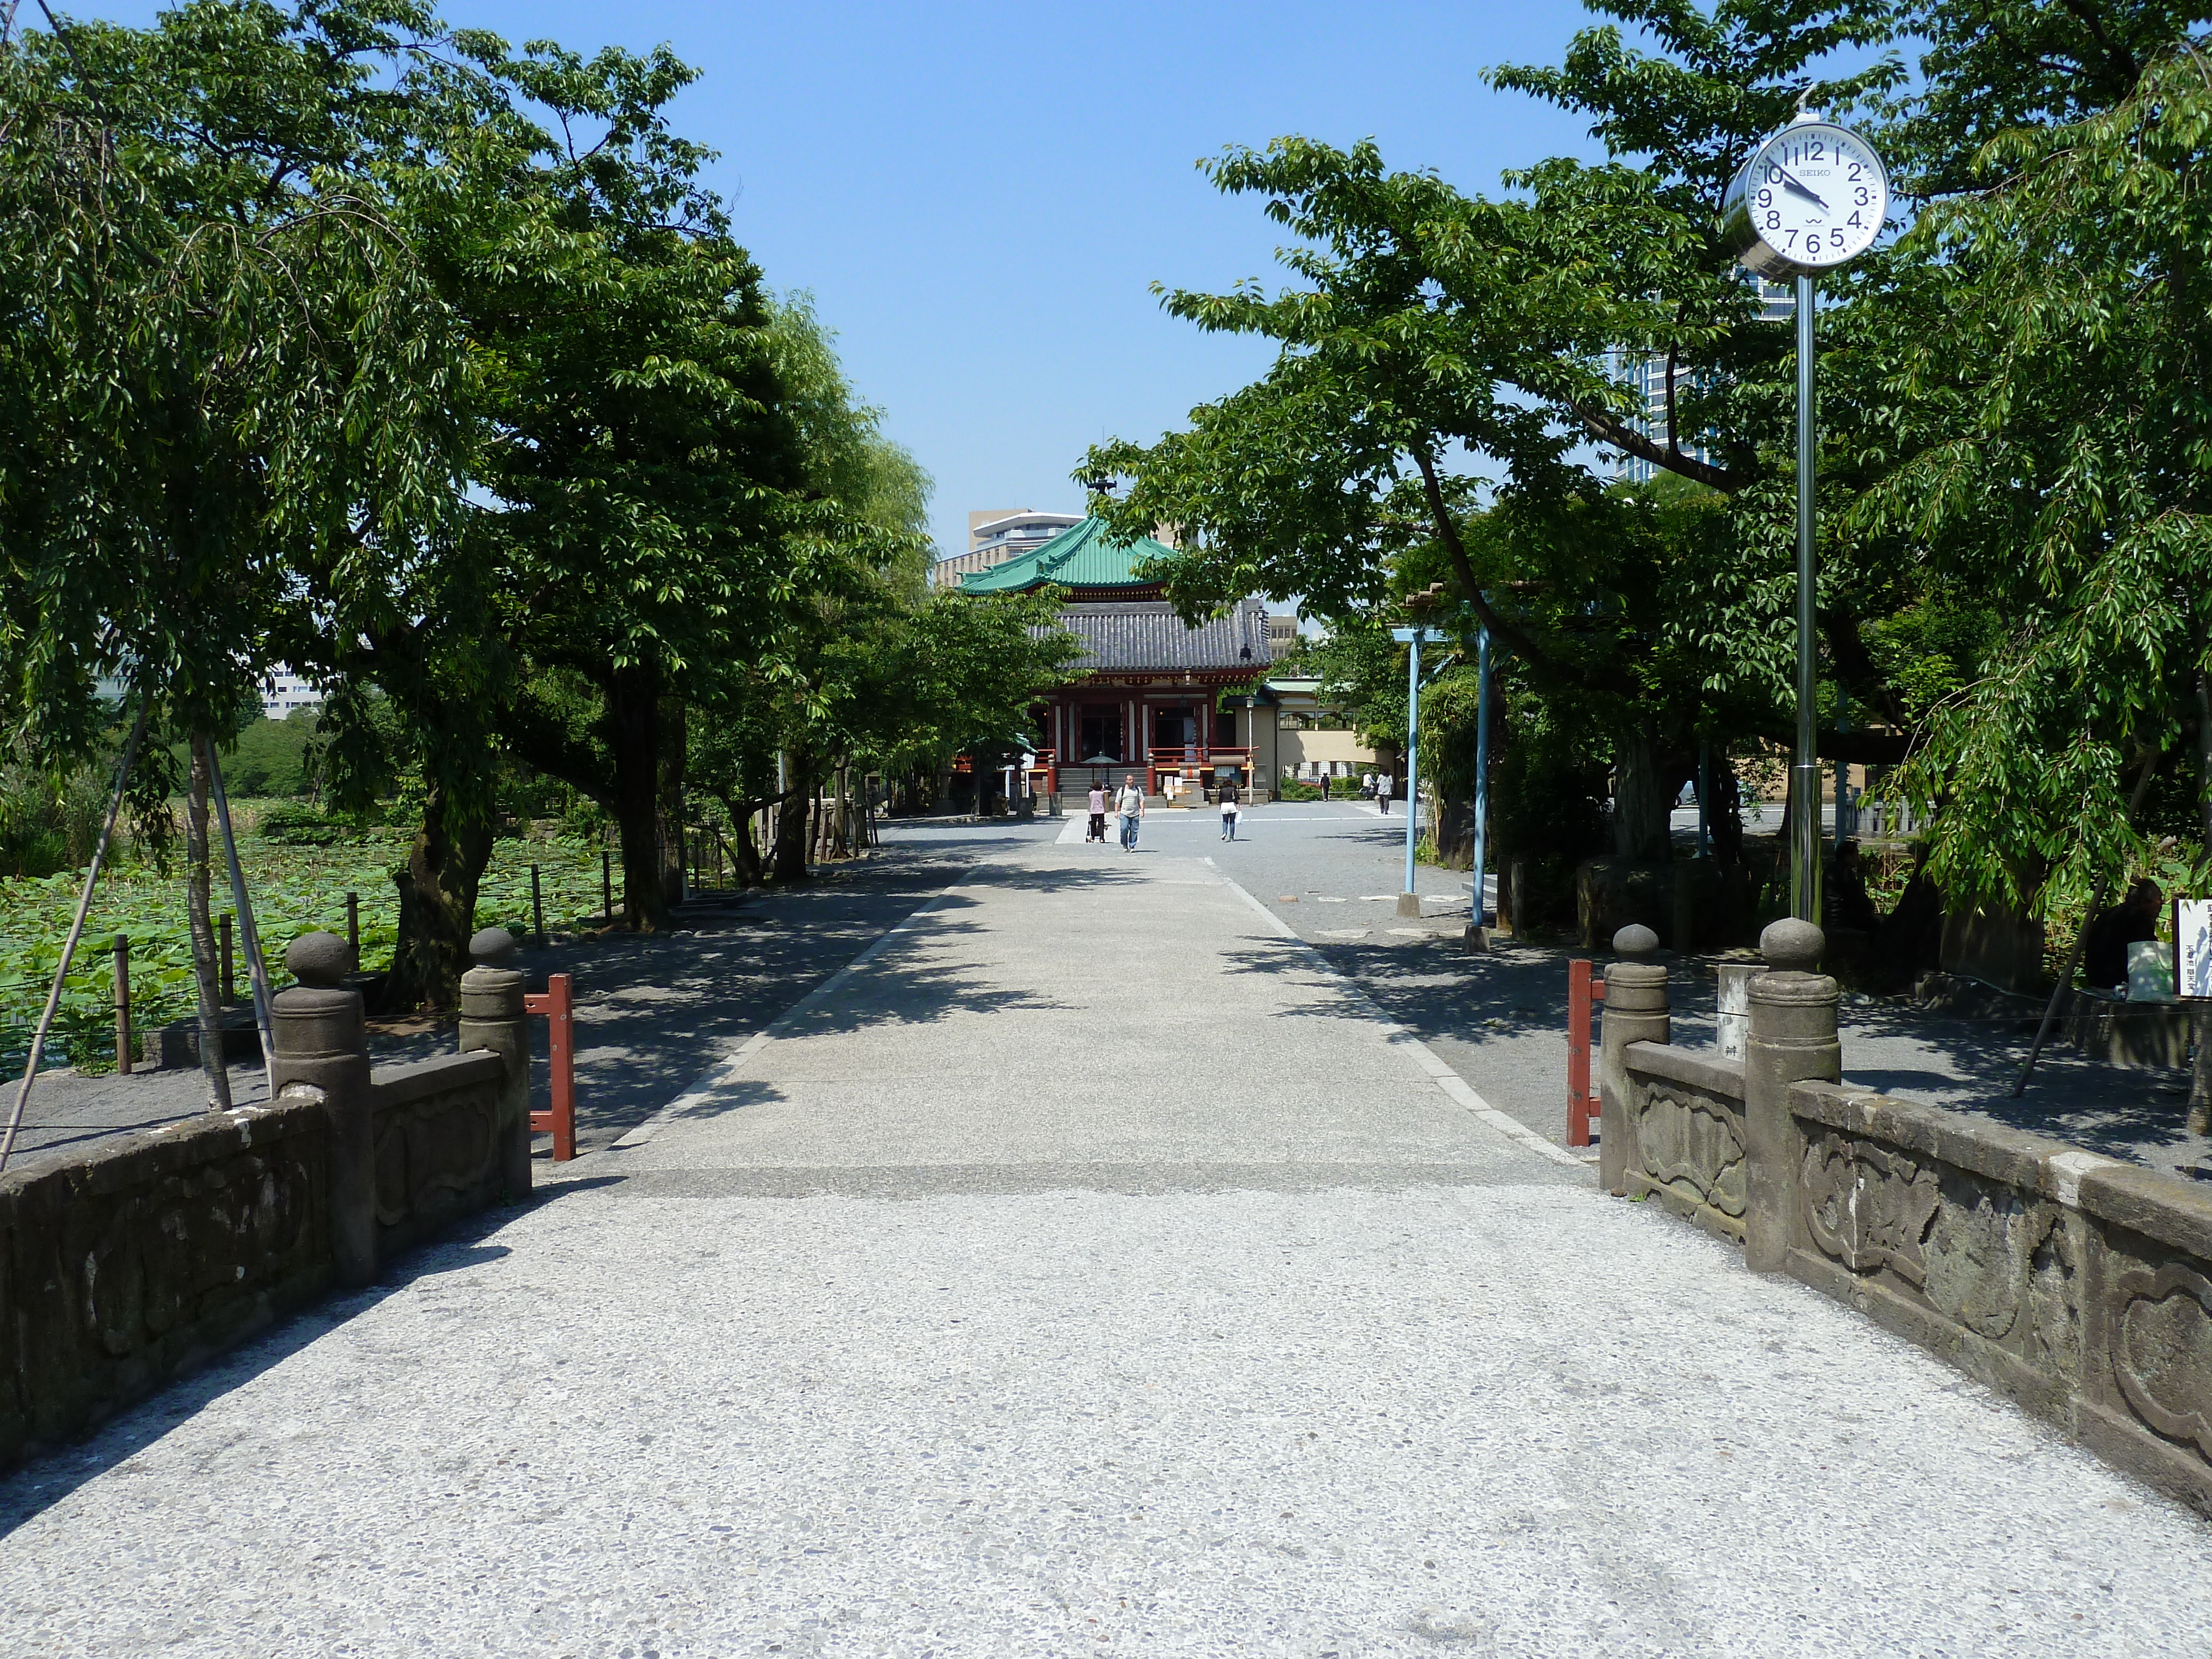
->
[1792,272,1821,924]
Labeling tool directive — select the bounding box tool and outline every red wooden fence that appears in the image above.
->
[524,972,576,1162]
[1567,959,1606,1149]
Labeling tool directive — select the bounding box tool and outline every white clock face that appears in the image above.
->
[1743,122,1887,270]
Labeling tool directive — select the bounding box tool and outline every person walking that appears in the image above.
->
[1116,774,1145,851]
[1375,770,1394,814]
[1086,781,1108,844]
[1219,775,1241,842]
[1361,770,1376,801]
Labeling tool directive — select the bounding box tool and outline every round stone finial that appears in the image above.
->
[286,930,352,988]
[1613,923,1660,958]
[469,926,518,968]
[1760,917,1825,973]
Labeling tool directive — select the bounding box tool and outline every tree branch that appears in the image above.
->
[1566,397,1743,492]
[1409,447,1633,696]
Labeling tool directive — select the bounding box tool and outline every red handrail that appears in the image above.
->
[524,972,576,1162]
[1567,960,1606,1149]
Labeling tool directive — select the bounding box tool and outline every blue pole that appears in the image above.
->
[1470,628,1492,926]
[1403,631,1422,900]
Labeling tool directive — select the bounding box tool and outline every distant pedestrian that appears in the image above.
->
[1361,770,1375,801]
[1376,771,1394,813]
[1219,776,1241,841]
[1087,782,1108,843]
[1117,774,1145,851]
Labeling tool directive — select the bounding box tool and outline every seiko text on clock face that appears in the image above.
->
[1743,123,1886,269]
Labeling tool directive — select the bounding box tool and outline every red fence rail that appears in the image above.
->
[524,972,576,1162]
[1567,958,1606,1149]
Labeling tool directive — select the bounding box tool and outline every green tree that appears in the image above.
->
[0,0,471,1080]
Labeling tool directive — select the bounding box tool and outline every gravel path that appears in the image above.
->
[2,832,2208,1656]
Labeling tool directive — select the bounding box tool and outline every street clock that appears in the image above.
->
[1714,108,1895,926]
[1720,116,1889,278]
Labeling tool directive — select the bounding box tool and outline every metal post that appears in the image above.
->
[0,698,147,1173]
[1401,631,1423,913]
[219,912,235,1005]
[1470,628,1493,927]
[112,935,132,1076]
[344,890,359,964]
[530,862,545,949]
[1791,272,1823,924]
[204,747,276,1082]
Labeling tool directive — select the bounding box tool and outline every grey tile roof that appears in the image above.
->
[1045,599,1274,673]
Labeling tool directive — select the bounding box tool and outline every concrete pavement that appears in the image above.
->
[3,834,2209,1656]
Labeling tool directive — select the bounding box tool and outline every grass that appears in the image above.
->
[0,806,615,1074]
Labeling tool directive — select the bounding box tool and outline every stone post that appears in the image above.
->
[1715,962,1759,1061]
[1743,918,1840,1274]
[458,927,533,1201]
[1599,924,1669,1196]
[269,932,375,1288]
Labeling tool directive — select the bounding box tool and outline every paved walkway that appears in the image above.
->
[4,839,2210,1655]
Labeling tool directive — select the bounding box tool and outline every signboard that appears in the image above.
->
[2177,899,2212,1000]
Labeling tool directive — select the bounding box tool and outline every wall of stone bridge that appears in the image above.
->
[0,1044,520,1474]
[1610,919,2212,1519]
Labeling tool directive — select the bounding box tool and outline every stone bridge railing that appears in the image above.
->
[0,928,539,1473]
[1601,918,2212,1519]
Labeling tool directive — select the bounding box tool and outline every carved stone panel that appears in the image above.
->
[1801,1131,1940,1285]
[2027,1217,2082,1379]
[1922,1172,2054,1342]
[373,1081,499,1233]
[2110,1260,2212,1464]
[1798,1128,2079,1367]
[1632,1079,1746,1218]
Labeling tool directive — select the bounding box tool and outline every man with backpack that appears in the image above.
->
[1116,774,1145,851]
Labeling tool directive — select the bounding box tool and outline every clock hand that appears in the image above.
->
[1773,167,1831,215]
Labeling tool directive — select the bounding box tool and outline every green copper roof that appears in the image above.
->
[958,517,1176,593]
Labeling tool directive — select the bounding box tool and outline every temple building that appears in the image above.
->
[959,518,1277,800]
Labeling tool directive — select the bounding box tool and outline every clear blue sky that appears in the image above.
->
[75,0,1613,557]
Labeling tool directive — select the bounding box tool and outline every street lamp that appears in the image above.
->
[1720,106,1891,924]
[1390,586,1448,919]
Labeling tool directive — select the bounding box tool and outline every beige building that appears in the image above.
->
[928,509,1085,589]
[1258,676,1384,785]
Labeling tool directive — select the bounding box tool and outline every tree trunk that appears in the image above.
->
[610,666,668,931]
[773,750,814,882]
[659,696,687,909]
[380,780,495,1013]
[185,737,231,1110]
[1709,761,1745,868]
[1611,725,1672,862]
[731,810,764,886]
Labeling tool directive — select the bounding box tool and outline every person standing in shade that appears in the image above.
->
[1219,776,1241,842]
[2083,878,2163,990]
[1375,770,1394,814]
[1117,774,1145,851]
[1086,781,1108,844]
